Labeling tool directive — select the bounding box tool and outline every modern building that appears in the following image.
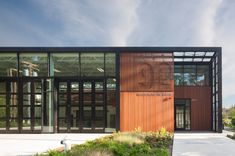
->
[0,47,222,133]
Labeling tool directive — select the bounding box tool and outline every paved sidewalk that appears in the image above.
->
[173,132,235,156]
[0,133,109,156]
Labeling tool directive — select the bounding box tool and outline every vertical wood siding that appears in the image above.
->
[175,86,212,131]
[120,53,174,132]
[120,92,174,132]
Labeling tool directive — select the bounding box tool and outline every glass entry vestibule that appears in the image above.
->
[56,78,106,133]
[0,78,43,133]
[0,51,117,133]
[174,99,191,130]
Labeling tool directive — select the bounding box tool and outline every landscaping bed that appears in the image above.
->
[227,133,235,140]
[37,128,173,156]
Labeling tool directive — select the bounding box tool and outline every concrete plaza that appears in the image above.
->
[173,131,235,156]
[0,133,109,156]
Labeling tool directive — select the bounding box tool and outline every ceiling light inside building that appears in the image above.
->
[97,68,104,72]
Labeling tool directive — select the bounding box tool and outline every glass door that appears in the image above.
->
[175,105,185,130]
[174,99,191,131]
[82,80,105,132]
[0,79,18,133]
[57,79,105,133]
[57,80,80,132]
[20,79,43,133]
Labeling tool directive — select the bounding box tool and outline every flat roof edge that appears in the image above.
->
[0,46,222,52]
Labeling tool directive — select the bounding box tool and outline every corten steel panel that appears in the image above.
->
[175,86,212,131]
[120,92,174,132]
[120,53,174,92]
[120,53,174,132]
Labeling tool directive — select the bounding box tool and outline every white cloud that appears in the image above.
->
[36,0,140,45]
[127,0,223,45]
[0,0,234,106]
[214,0,235,101]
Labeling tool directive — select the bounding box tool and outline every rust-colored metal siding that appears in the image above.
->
[120,92,174,132]
[175,86,212,131]
[120,53,174,132]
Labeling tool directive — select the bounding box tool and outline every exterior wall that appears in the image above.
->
[175,86,212,131]
[0,47,222,133]
[120,53,174,132]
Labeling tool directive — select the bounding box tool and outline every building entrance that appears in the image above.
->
[175,99,191,131]
[0,78,43,133]
[56,78,105,133]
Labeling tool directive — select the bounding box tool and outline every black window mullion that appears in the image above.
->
[104,79,107,130]
[6,81,10,131]
[31,81,35,132]
[42,79,47,127]
[92,80,95,130]
[104,53,106,76]
[18,78,23,133]
[56,80,59,132]
[17,52,20,77]
[67,81,71,132]
[80,80,83,131]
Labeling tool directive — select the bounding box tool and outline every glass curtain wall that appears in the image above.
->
[19,53,48,76]
[50,52,117,132]
[0,53,18,131]
[174,65,209,86]
[50,53,80,76]
[0,53,18,76]
[0,52,117,133]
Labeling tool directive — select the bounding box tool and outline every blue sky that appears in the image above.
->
[0,0,234,108]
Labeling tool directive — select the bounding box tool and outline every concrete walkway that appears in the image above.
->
[0,133,109,156]
[173,132,235,156]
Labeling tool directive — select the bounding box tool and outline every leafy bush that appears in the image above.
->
[231,116,235,127]
[68,141,169,156]
[38,128,172,156]
[223,118,232,127]
[145,128,173,148]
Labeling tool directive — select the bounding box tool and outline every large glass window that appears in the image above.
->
[105,53,116,76]
[197,65,209,86]
[19,53,48,76]
[105,78,116,132]
[183,65,196,86]
[0,53,17,77]
[50,53,79,76]
[0,80,18,131]
[174,65,184,85]
[174,65,210,86]
[81,53,104,76]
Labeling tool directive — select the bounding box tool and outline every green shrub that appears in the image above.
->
[231,116,235,127]
[145,128,173,148]
[223,118,232,127]
[39,129,173,156]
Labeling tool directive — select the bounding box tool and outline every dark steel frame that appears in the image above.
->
[0,77,43,133]
[55,77,106,133]
[0,47,222,133]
